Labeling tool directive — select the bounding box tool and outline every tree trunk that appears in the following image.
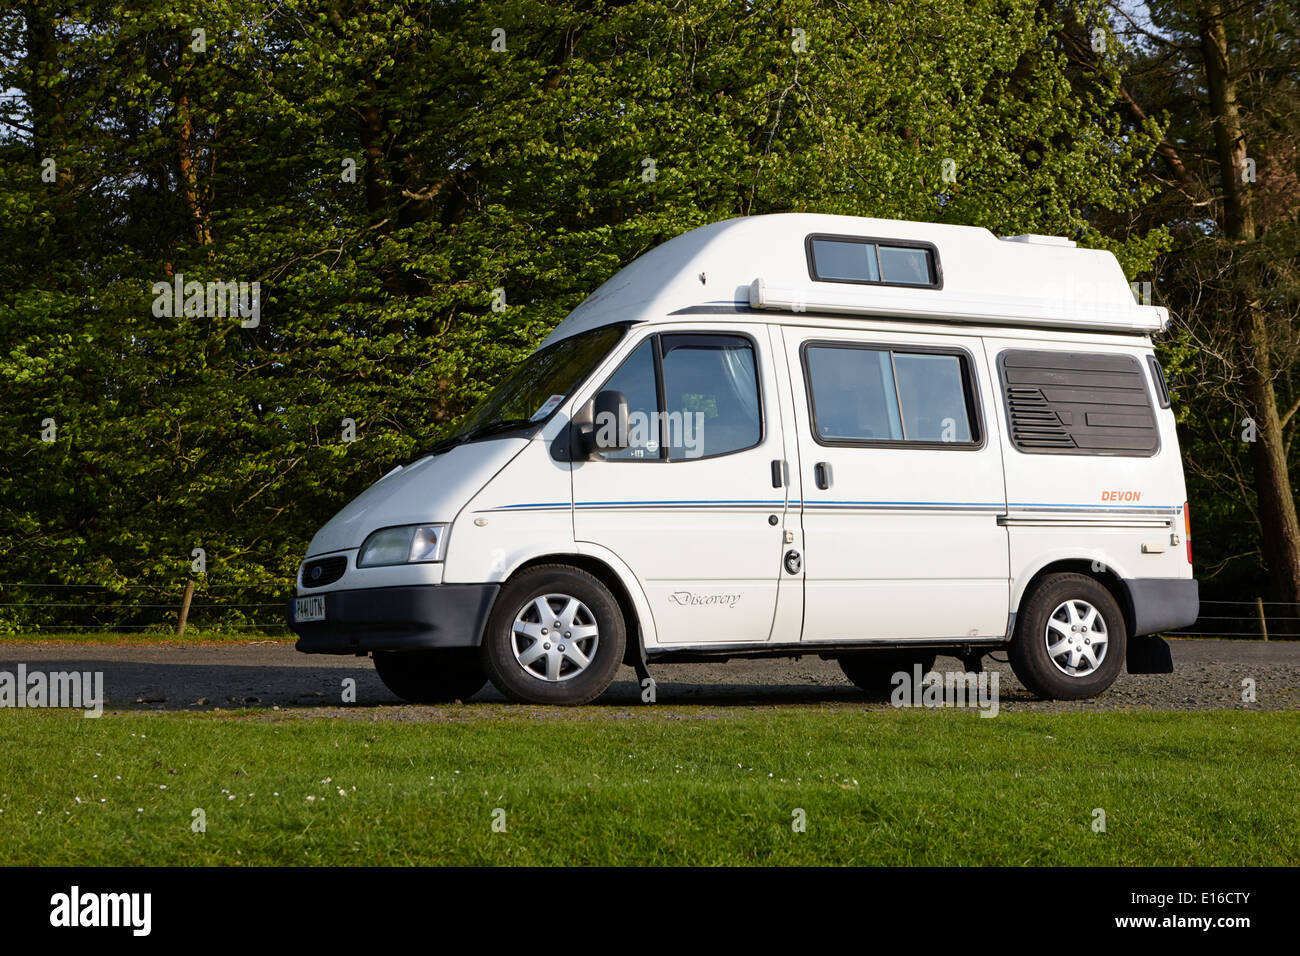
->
[174,82,212,247]
[1242,338,1300,602]
[1198,0,1300,601]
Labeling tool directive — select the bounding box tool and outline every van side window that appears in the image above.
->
[806,234,941,288]
[805,346,901,440]
[894,353,973,442]
[803,344,979,447]
[599,340,662,460]
[998,349,1159,456]
[593,333,763,461]
[661,334,762,460]
[1146,354,1172,409]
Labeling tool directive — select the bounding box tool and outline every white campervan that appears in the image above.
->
[288,214,1199,705]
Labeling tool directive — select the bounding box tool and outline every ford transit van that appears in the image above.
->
[288,214,1199,705]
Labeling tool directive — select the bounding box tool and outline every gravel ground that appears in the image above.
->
[0,638,1296,718]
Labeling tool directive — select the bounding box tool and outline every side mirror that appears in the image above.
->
[580,389,629,457]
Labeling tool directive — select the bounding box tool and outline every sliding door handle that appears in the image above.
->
[771,459,784,488]
[814,461,833,490]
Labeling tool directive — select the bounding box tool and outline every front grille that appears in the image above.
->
[302,555,347,588]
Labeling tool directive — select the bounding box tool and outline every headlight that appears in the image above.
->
[357,524,448,567]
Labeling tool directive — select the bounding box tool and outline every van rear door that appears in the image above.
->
[781,326,1011,642]
[985,340,1190,593]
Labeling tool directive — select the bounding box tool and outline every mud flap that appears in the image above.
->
[1127,634,1174,674]
[627,631,654,687]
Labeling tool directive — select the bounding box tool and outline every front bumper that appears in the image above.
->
[288,584,500,655]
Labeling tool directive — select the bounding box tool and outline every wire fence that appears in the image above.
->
[0,583,1295,640]
[1166,599,1299,640]
[0,581,290,635]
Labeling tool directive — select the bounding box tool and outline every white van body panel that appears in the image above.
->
[981,335,1192,613]
[304,438,527,558]
[763,323,810,650]
[571,540,661,648]
[1010,544,1142,607]
[445,439,574,584]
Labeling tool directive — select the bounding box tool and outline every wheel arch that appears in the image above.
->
[1013,559,1136,639]
[506,552,650,668]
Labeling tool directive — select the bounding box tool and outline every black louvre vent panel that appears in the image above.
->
[998,350,1158,456]
[302,555,347,587]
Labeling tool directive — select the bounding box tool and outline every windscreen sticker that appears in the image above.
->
[530,394,566,420]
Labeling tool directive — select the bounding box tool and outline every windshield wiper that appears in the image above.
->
[463,418,538,440]
[420,434,467,458]
[415,418,538,462]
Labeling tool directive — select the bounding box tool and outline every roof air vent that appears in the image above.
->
[1000,234,1077,248]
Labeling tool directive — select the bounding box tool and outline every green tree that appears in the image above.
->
[1074,0,1300,602]
[0,0,1166,630]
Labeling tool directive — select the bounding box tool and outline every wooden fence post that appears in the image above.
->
[176,578,195,636]
[1256,597,1268,641]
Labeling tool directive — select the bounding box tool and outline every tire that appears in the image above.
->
[480,565,626,705]
[1009,573,1127,700]
[372,648,487,704]
[839,651,937,699]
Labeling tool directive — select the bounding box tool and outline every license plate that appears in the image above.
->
[294,596,326,623]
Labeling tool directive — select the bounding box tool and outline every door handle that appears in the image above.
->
[814,461,833,490]
[771,459,784,488]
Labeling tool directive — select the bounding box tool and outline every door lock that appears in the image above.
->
[784,549,802,574]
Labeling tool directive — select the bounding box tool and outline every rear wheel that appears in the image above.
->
[1009,573,1126,700]
[372,648,487,703]
[480,565,626,705]
[839,651,937,698]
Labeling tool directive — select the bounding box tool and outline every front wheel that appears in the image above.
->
[480,565,626,705]
[1009,573,1127,700]
[372,648,487,703]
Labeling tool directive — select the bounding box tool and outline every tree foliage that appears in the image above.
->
[0,0,1165,629]
[1080,0,1300,601]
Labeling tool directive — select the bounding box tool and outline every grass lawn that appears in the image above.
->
[0,630,293,645]
[0,708,1295,866]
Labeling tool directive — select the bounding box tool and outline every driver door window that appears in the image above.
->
[595,333,762,461]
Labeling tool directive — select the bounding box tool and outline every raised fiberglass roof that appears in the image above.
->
[541,213,1166,346]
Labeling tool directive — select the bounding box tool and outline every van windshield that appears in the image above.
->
[428,324,627,454]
